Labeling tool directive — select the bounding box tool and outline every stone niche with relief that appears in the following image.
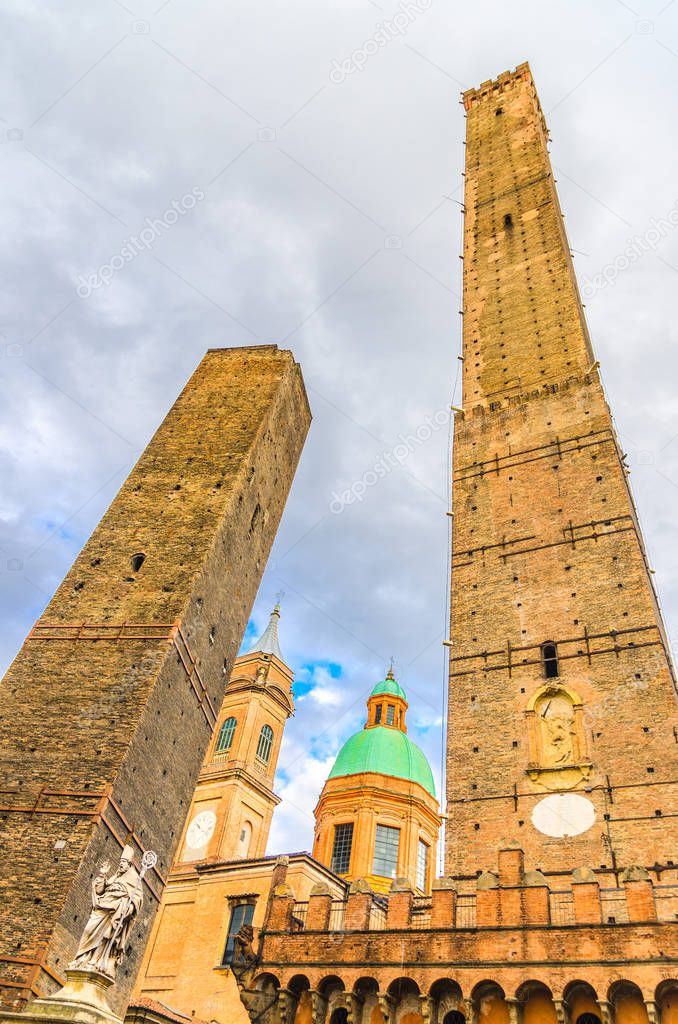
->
[525,684,592,790]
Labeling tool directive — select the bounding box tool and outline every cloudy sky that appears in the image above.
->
[2,0,678,868]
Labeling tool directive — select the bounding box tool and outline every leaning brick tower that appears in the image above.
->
[0,346,310,1013]
[446,63,678,883]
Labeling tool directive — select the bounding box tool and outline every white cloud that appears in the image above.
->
[2,0,678,856]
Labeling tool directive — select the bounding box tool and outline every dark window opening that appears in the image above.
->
[495,107,503,116]
[331,822,354,874]
[256,724,274,764]
[576,1015,601,1024]
[131,552,146,573]
[386,704,395,726]
[222,902,255,964]
[216,716,236,755]
[375,704,383,724]
[542,642,559,678]
[444,1014,466,1024]
[504,213,513,228]
[330,1012,349,1024]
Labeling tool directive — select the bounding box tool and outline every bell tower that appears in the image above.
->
[177,604,294,864]
[446,63,678,882]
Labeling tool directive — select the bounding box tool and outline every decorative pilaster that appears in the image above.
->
[507,998,522,1024]
[308,991,328,1024]
[419,995,433,1023]
[329,993,364,1024]
[465,998,479,1024]
[378,995,396,1023]
[275,989,296,1024]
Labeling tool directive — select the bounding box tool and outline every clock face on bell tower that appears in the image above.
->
[185,810,217,852]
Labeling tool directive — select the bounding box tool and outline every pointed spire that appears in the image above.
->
[386,658,395,681]
[249,603,284,661]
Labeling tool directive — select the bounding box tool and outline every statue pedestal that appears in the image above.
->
[0,970,123,1024]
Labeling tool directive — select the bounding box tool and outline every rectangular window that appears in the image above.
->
[222,902,255,964]
[386,704,395,725]
[373,824,400,878]
[331,822,354,874]
[375,705,383,724]
[417,839,429,891]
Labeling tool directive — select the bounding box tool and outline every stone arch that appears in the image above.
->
[388,978,422,999]
[608,981,648,1024]
[442,1013,466,1024]
[355,977,380,998]
[516,981,557,1024]
[430,980,465,1024]
[388,977,423,1024]
[320,977,348,1024]
[287,975,312,1024]
[472,981,508,1024]
[563,981,601,1024]
[656,980,678,1024]
[289,974,311,995]
[253,972,281,993]
[319,976,346,998]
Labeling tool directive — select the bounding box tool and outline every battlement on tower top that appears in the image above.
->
[462,61,534,108]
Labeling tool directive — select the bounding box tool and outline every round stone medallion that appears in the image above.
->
[531,793,596,837]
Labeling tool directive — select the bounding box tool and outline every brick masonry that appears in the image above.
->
[0,345,310,1013]
[446,63,678,882]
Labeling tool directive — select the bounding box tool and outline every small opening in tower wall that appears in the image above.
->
[504,213,513,228]
[542,642,559,678]
[130,552,146,573]
[495,107,503,116]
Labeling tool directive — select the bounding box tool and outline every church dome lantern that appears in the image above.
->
[313,667,441,894]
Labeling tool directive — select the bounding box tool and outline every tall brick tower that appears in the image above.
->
[446,63,678,883]
[0,346,310,1012]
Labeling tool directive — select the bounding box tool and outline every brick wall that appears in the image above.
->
[446,63,678,880]
[0,346,310,1012]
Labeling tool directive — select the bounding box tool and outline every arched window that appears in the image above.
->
[542,642,559,679]
[237,820,253,858]
[216,716,236,754]
[256,724,274,764]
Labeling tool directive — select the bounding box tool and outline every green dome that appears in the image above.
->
[328,727,436,797]
[370,677,407,700]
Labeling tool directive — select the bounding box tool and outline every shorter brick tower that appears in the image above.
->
[313,669,441,894]
[0,345,310,1013]
[176,603,294,864]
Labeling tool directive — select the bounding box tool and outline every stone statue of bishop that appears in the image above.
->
[70,845,144,980]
